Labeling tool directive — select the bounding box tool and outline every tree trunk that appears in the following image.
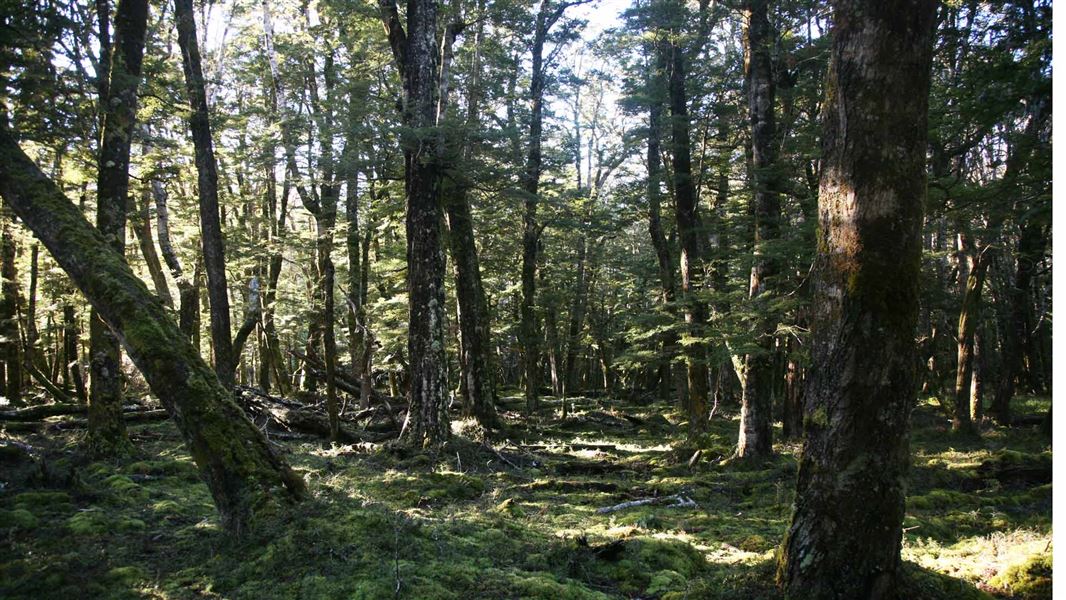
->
[174,0,234,387]
[89,0,148,455]
[0,204,21,405]
[63,304,88,404]
[519,5,549,414]
[380,0,449,445]
[737,0,779,460]
[991,222,1047,423]
[665,29,709,434]
[0,129,306,535]
[953,242,989,432]
[132,187,174,308]
[778,1,937,597]
[440,4,499,429]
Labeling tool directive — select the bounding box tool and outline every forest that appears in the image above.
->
[0,0,1053,598]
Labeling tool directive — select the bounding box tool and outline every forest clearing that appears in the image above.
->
[0,0,1053,597]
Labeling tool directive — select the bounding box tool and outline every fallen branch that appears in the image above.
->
[595,494,698,514]
[46,409,171,431]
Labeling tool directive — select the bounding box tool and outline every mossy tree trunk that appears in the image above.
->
[380,0,450,446]
[737,0,780,460]
[0,130,307,534]
[778,1,937,597]
[89,0,148,456]
[174,0,234,388]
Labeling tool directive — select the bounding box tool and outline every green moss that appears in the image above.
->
[124,459,200,480]
[0,396,1051,600]
[106,565,148,585]
[737,534,770,553]
[909,489,976,510]
[646,569,687,596]
[989,553,1051,599]
[0,509,38,530]
[67,510,110,535]
[509,572,608,599]
[13,491,72,512]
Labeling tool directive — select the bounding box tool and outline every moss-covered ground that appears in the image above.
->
[0,394,1052,599]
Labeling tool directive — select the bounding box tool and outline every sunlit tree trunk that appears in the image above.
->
[439,3,499,428]
[779,1,937,596]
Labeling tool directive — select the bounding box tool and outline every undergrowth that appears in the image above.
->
[0,394,1052,599]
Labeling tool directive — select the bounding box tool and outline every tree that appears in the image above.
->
[736,0,780,460]
[0,129,306,535]
[438,0,500,429]
[778,1,937,596]
[662,1,710,434]
[380,0,450,446]
[174,0,235,388]
[88,0,149,456]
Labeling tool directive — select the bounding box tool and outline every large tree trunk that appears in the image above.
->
[665,28,709,434]
[380,0,449,445]
[736,0,780,460]
[174,0,234,387]
[0,129,306,535]
[778,1,937,597]
[89,0,149,456]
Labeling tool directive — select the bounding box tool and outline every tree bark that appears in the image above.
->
[991,222,1047,423]
[778,1,937,597]
[174,0,234,387]
[380,0,450,445]
[89,0,148,455]
[439,3,499,428]
[736,0,780,460]
[664,25,709,434]
[0,129,306,535]
[953,240,989,432]
[0,204,21,405]
[131,187,174,308]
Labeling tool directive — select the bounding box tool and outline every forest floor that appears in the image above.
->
[0,393,1052,599]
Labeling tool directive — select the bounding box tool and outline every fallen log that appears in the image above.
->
[43,409,171,431]
[0,403,86,421]
[595,494,698,514]
[0,403,149,422]
[234,387,395,443]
